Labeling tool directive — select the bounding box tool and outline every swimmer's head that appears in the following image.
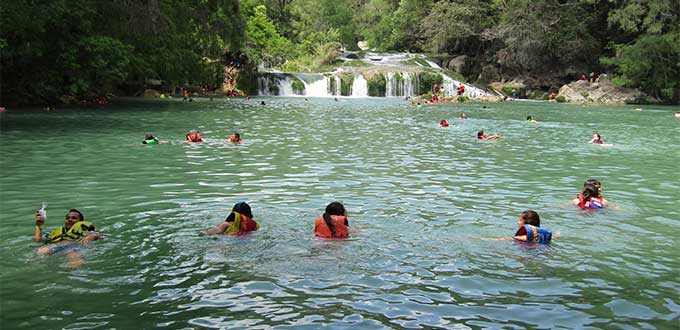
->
[582,183,600,200]
[477,130,485,138]
[226,202,253,222]
[145,134,154,140]
[325,202,346,217]
[592,133,601,140]
[65,209,84,229]
[519,210,540,227]
[527,116,533,121]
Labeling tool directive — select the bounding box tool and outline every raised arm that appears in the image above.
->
[34,211,45,241]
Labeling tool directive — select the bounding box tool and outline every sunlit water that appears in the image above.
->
[1,98,679,329]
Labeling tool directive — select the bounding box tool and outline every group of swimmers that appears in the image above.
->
[142,130,243,144]
[33,177,612,258]
[439,113,606,144]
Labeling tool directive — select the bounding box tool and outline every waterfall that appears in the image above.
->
[257,73,293,96]
[351,74,368,97]
[334,75,341,95]
[297,74,331,97]
[386,72,395,97]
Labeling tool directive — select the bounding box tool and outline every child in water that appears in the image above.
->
[477,130,502,140]
[206,202,259,235]
[527,116,538,123]
[574,182,606,209]
[439,120,449,127]
[314,202,349,239]
[590,133,603,144]
[512,210,552,243]
[227,132,242,143]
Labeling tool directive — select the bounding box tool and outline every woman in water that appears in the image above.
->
[590,133,603,144]
[314,202,349,239]
[227,132,242,143]
[439,120,449,127]
[206,202,259,235]
[477,130,501,140]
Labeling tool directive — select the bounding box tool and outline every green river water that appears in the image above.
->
[1,97,679,329]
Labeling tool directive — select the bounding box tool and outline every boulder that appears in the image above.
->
[447,55,468,73]
[143,89,161,98]
[557,76,643,104]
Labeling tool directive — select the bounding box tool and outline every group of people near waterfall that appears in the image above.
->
[33,177,612,260]
[440,113,606,144]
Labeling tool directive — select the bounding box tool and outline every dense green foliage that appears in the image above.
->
[2,0,678,104]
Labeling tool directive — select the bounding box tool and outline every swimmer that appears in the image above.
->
[527,116,538,124]
[142,134,159,145]
[186,130,203,143]
[439,120,449,127]
[460,112,468,120]
[573,182,607,209]
[477,130,502,140]
[334,97,339,102]
[674,112,680,118]
[260,101,266,105]
[314,202,350,239]
[590,133,603,144]
[485,210,554,243]
[206,202,259,235]
[34,208,103,256]
[227,132,242,143]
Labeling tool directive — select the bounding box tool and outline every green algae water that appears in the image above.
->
[1,98,679,329]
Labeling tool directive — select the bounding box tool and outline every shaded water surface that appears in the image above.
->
[1,98,679,329]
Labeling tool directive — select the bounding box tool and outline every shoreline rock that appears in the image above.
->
[557,75,645,104]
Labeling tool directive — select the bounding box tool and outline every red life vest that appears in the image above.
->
[314,215,349,238]
[186,132,203,142]
[578,194,605,209]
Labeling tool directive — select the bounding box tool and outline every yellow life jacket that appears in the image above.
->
[48,221,96,243]
[223,212,259,234]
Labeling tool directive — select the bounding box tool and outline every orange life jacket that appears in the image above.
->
[314,215,349,238]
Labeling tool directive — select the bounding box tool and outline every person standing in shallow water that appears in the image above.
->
[314,202,350,239]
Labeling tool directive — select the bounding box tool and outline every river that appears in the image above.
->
[1,97,679,329]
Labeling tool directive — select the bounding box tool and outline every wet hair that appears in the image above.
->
[260,101,266,105]
[233,133,240,140]
[477,130,485,139]
[582,183,600,201]
[527,116,532,120]
[323,202,347,237]
[593,133,601,140]
[584,178,601,189]
[225,201,253,222]
[520,210,540,227]
[145,134,154,140]
[66,208,84,221]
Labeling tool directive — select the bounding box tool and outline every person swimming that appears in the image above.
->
[143,134,159,145]
[577,183,605,209]
[512,210,552,244]
[314,202,349,239]
[227,132,242,143]
[460,112,468,119]
[674,112,680,118]
[477,130,501,140]
[590,133,603,144]
[206,202,259,235]
[439,120,449,127]
[34,208,103,255]
[527,116,538,123]
[186,130,203,143]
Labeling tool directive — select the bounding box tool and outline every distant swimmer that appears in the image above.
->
[186,130,203,143]
[142,134,159,145]
[460,112,468,120]
[440,120,449,127]
[206,202,259,235]
[260,101,266,105]
[314,202,350,239]
[477,130,502,140]
[674,112,680,118]
[334,97,339,102]
[34,208,103,256]
[227,132,242,143]
[527,116,538,124]
[590,133,603,144]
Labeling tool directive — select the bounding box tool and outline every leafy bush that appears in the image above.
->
[340,74,354,96]
[418,71,443,95]
[457,95,469,102]
[367,73,386,96]
[556,95,566,103]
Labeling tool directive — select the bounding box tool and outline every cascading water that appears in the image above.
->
[255,52,490,98]
[351,75,368,97]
